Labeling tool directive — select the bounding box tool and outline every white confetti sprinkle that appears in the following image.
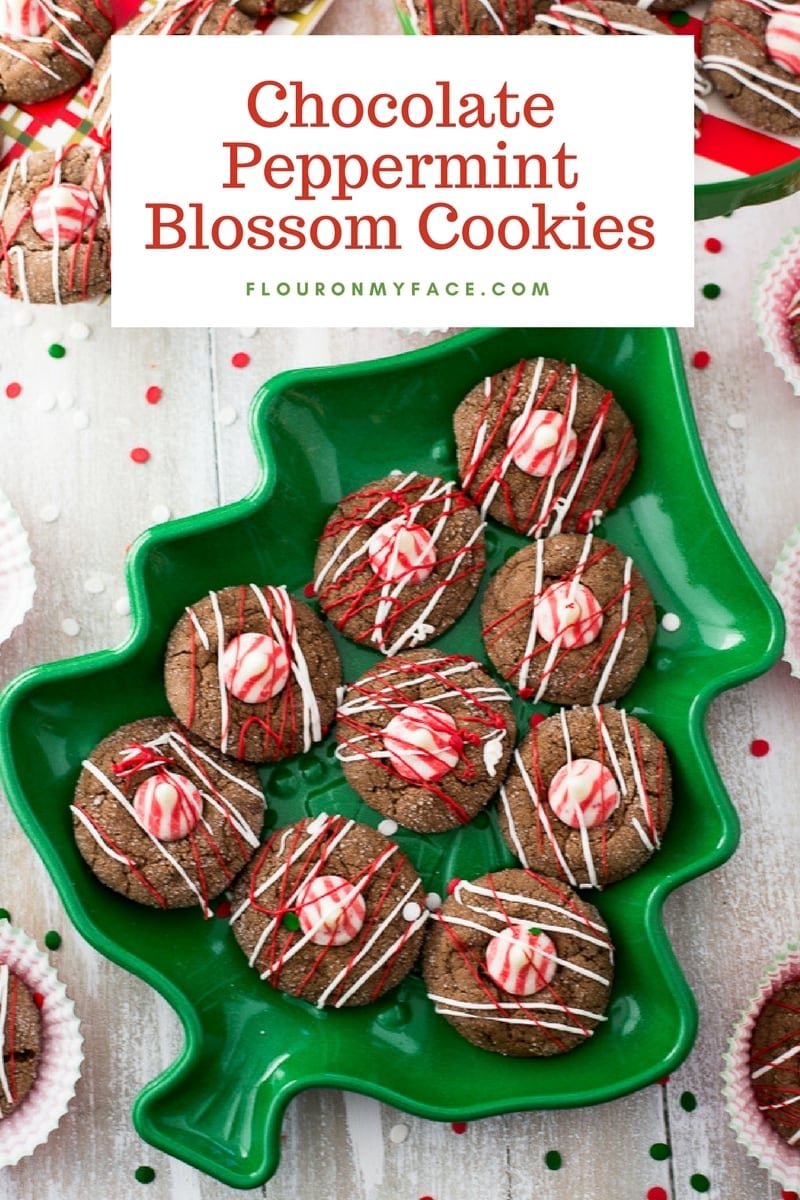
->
[39,504,60,523]
[728,412,746,430]
[68,321,91,341]
[377,819,398,837]
[11,307,33,328]
[151,505,171,524]
[218,406,237,427]
[61,617,80,637]
[36,392,56,413]
[114,595,131,616]
[57,389,75,411]
[389,1124,409,1145]
[403,901,422,922]
[72,409,90,430]
[661,612,681,632]
[238,328,257,338]
[425,892,443,912]
[84,576,105,594]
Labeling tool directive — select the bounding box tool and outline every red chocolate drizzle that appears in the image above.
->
[751,987,800,1143]
[422,0,535,33]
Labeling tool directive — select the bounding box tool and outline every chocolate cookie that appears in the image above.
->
[422,868,614,1056]
[498,705,672,888]
[702,0,800,137]
[313,472,485,656]
[84,0,263,136]
[0,0,111,104]
[71,716,265,912]
[789,288,800,359]
[749,978,800,1145]
[0,965,41,1118]
[0,144,110,306]
[481,533,656,705]
[454,358,637,538]
[164,583,341,763]
[401,0,542,34]
[335,649,516,833]
[229,813,428,1007]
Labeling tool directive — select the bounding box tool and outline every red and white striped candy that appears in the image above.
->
[296,874,366,946]
[485,925,557,996]
[0,0,49,39]
[30,183,98,245]
[507,409,578,477]
[382,703,460,783]
[222,631,290,704]
[367,515,436,585]
[133,772,203,841]
[766,9,800,76]
[548,758,620,829]
[535,580,603,649]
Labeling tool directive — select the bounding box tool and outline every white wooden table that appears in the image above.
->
[1,4,800,1197]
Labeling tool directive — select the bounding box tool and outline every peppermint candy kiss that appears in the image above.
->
[535,580,603,650]
[222,631,290,704]
[766,9,800,76]
[367,515,437,585]
[485,925,557,996]
[296,874,366,946]
[133,772,203,841]
[31,183,98,245]
[0,0,49,40]
[548,759,620,829]
[507,409,578,478]
[383,702,460,783]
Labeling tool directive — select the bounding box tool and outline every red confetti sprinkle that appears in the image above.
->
[750,738,770,757]
[33,992,45,1008]
[781,1191,799,1200]
[692,351,711,369]
[529,713,547,731]
[704,237,723,253]
[145,386,162,405]
[5,382,21,399]
[231,352,251,369]
[647,1189,668,1200]
[130,447,151,464]
[215,900,231,919]
[447,878,462,895]
[303,582,316,598]
[451,1122,467,1135]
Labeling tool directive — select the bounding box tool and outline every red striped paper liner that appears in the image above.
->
[753,226,800,397]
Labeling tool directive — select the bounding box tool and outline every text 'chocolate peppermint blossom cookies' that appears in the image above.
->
[481,533,656,704]
[335,649,516,833]
[453,358,638,538]
[164,583,341,762]
[0,145,110,305]
[498,706,672,888]
[230,814,429,1008]
[71,717,265,914]
[422,869,614,1056]
[0,965,41,1118]
[312,472,485,656]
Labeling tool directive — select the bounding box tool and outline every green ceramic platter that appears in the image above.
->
[0,327,784,1189]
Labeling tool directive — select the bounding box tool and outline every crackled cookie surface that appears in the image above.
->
[454,358,637,538]
[498,705,672,888]
[422,868,614,1055]
[0,0,111,104]
[313,472,485,656]
[335,649,516,833]
[749,978,800,1145]
[230,814,428,1007]
[0,965,41,1119]
[481,533,655,705]
[164,583,341,763]
[72,717,265,912]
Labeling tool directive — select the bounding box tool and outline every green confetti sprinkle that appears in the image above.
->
[650,1142,671,1161]
[544,1150,562,1171]
[48,343,66,359]
[134,1166,156,1184]
[282,912,301,931]
[528,927,543,936]
[668,9,690,22]
[44,930,62,950]
[680,1090,697,1112]
[0,908,9,922]
[690,1173,710,1193]
[702,283,721,300]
